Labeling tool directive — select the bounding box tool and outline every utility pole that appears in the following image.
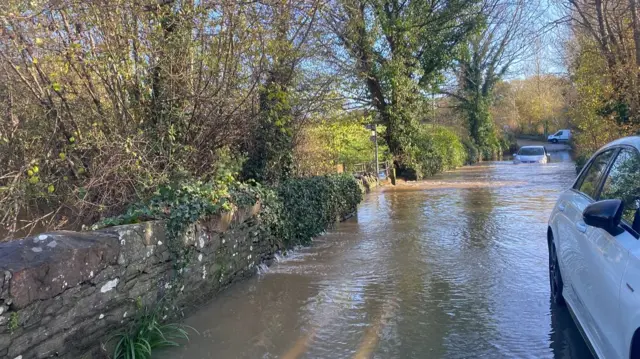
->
[373,123,379,178]
[432,92,436,124]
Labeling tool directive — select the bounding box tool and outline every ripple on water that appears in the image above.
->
[158,157,592,359]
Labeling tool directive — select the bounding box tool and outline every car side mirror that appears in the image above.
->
[583,199,624,235]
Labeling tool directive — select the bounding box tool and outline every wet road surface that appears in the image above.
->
[161,153,593,359]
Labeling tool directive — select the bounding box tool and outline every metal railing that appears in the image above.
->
[352,161,392,179]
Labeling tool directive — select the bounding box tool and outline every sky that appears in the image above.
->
[508,0,570,79]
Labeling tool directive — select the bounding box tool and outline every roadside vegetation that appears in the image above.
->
[93,165,362,357]
[2,0,640,357]
[110,304,194,359]
[486,0,640,167]
[2,0,640,239]
[0,0,482,238]
[561,0,640,163]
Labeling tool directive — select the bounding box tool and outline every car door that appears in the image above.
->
[558,130,568,141]
[592,147,640,359]
[557,149,616,341]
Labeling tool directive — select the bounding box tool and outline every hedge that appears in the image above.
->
[273,174,362,246]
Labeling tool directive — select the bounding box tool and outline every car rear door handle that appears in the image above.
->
[558,202,566,212]
[576,221,587,233]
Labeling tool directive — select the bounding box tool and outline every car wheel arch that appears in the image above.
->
[629,327,640,359]
[548,226,555,246]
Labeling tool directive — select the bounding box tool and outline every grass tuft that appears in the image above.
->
[110,307,196,359]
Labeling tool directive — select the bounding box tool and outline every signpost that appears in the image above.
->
[366,123,380,178]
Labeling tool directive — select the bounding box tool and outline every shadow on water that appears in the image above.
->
[549,303,594,359]
[160,151,593,359]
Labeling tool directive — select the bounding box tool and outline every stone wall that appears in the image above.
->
[356,174,379,193]
[0,202,275,359]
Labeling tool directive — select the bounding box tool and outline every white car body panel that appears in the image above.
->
[621,251,640,359]
[514,155,547,164]
[513,146,549,164]
[548,136,640,359]
[548,129,572,142]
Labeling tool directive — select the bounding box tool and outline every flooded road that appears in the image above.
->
[162,153,593,359]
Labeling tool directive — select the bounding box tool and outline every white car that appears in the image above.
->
[548,136,640,359]
[513,146,549,164]
[548,129,572,143]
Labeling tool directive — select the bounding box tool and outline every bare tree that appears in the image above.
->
[559,0,640,125]
[0,0,327,237]
[442,0,544,158]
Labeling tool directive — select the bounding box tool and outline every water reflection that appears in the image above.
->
[160,152,592,359]
[550,151,573,163]
[461,186,496,249]
[550,303,594,359]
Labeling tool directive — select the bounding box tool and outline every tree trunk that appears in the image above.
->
[630,0,640,66]
[595,0,617,70]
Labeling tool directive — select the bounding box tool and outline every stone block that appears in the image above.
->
[0,334,9,350]
[30,334,65,359]
[0,231,119,309]
[97,221,164,267]
[7,323,51,358]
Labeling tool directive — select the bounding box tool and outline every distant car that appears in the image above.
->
[547,136,640,359]
[513,146,549,164]
[548,129,572,143]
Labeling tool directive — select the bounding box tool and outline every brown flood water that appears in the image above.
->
[160,152,593,359]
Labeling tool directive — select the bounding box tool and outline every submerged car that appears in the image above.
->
[513,146,549,164]
[547,136,640,359]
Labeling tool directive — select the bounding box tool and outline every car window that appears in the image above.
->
[518,147,544,156]
[575,150,615,199]
[556,131,563,136]
[599,148,640,224]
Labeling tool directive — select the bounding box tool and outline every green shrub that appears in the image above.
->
[431,126,467,170]
[478,144,500,161]
[94,172,363,255]
[409,125,467,178]
[294,114,391,176]
[94,176,264,270]
[498,132,518,155]
[274,174,362,246]
[462,138,479,165]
